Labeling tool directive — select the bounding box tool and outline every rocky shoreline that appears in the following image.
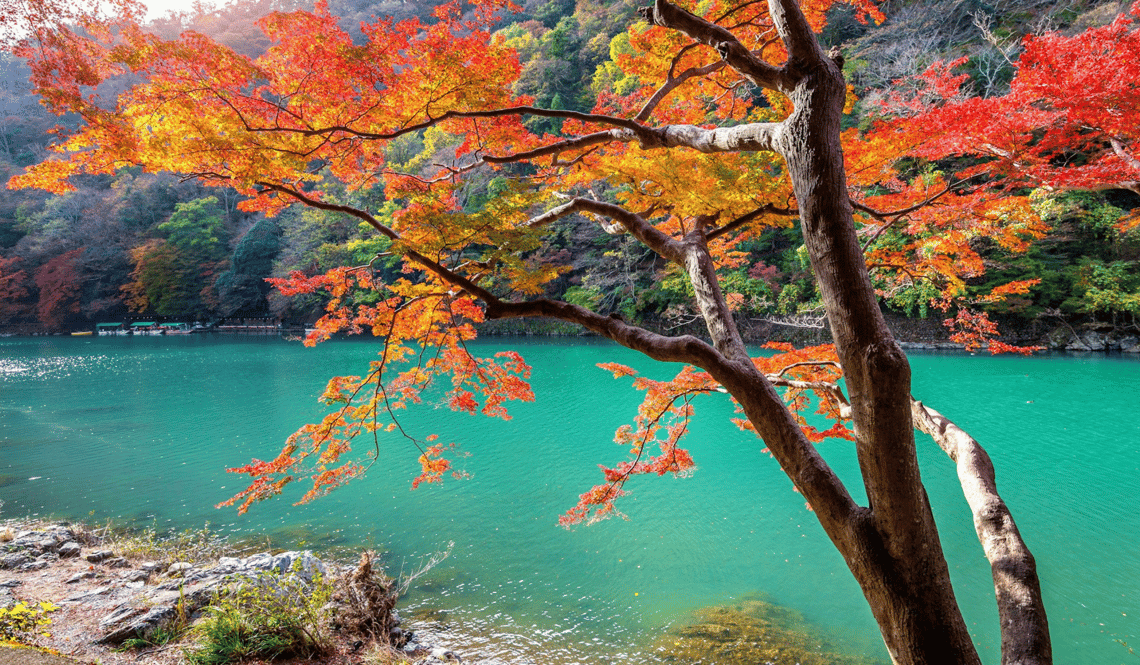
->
[478,313,1140,353]
[0,521,461,665]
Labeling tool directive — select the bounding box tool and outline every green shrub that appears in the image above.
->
[119,624,183,651]
[185,566,333,665]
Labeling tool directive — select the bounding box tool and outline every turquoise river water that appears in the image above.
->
[1,335,1137,663]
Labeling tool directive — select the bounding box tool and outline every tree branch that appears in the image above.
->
[573,198,686,262]
[911,398,1052,665]
[766,0,825,68]
[635,59,728,121]
[706,202,796,241]
[640,0,789,91]
[255,182,502,306]
[641,122,783,153]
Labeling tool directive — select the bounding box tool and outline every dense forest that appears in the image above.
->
[1,0,1138,341]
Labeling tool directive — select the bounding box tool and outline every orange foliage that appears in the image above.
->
[4,0,1070,518]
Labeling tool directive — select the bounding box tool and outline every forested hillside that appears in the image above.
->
[2,0,1137,342]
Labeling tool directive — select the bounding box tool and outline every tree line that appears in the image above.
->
[1,0,1137,334]
[6,0,1140,661]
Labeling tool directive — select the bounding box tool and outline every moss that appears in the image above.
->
[653,595,885,665]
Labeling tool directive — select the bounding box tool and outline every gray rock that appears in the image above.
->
[86,550,113,563]
[99,606,144,628]
[99,606,177,644]
[242,552,274,570]
[106,557,130,569]
[97,581,223,644]
[166,562,193,577]
[58,541,82,558]
[66,571,97,584]
[1071,331,1107,351]
[63,586,112,604]
[269,551,327,582]
[428,647,463,663]
[18,560,49,572]
[1,552,34,570]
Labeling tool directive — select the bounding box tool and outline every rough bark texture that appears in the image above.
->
[599,0,1050,662]
[766,60,982,665]
[912,400,1053,665]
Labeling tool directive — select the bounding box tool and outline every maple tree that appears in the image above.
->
[876,2,1140,229]
[5,0,1068,661]
[32,247,83,329]
[0,255,30,321]
[121,196,228,315]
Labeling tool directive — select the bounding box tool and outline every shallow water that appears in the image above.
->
[1,335,1137,663]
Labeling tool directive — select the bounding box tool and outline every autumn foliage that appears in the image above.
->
[32,248,84,329]
[4,0,1124,513]
[7,0,1098,657]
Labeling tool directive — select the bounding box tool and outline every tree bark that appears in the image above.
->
[775,49,983,665]
[912,400,1053,665]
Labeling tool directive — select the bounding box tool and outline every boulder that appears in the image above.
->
[98,606,178,644]
[65,571,96,584]
[58,542,82,558]
[85,550,113,564]
[0,552,34,570]
[269,551,327,582]
[165,562,193,577]
[97,580,225,644]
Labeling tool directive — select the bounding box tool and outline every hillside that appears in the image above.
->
[1,0,1137,345]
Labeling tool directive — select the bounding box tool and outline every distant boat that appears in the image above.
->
[70,331,93,336]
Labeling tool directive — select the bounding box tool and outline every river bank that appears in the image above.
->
[475,311,1140,353]
[0,519,459,665]
[0,518,887,665]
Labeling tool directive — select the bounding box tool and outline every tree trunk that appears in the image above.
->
[775,54,982,664]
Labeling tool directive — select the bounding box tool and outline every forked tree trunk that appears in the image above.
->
[777,54,983,665]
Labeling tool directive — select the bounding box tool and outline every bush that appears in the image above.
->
[185,566,334,665]
[0,601,58,643]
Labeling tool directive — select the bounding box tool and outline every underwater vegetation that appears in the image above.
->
[654,595,886,665]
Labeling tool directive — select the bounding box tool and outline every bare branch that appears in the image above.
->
[706,203,796,241]
[573,198,686,262]
[766,374,851,420]
[255,182,502,306]
[643,122,783,153]
[911,399,1052,665]
[636,59,728,121]
[754,312,828,329]
[640,0,789,90]
[765,0,825,68]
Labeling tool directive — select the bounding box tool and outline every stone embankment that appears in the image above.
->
[0,523,461,665]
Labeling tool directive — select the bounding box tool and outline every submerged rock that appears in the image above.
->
[654,595,885,665]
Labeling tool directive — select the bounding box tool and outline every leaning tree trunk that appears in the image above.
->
[760,3,982,661]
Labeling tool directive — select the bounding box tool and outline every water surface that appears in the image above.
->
[1,335,1136,663]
